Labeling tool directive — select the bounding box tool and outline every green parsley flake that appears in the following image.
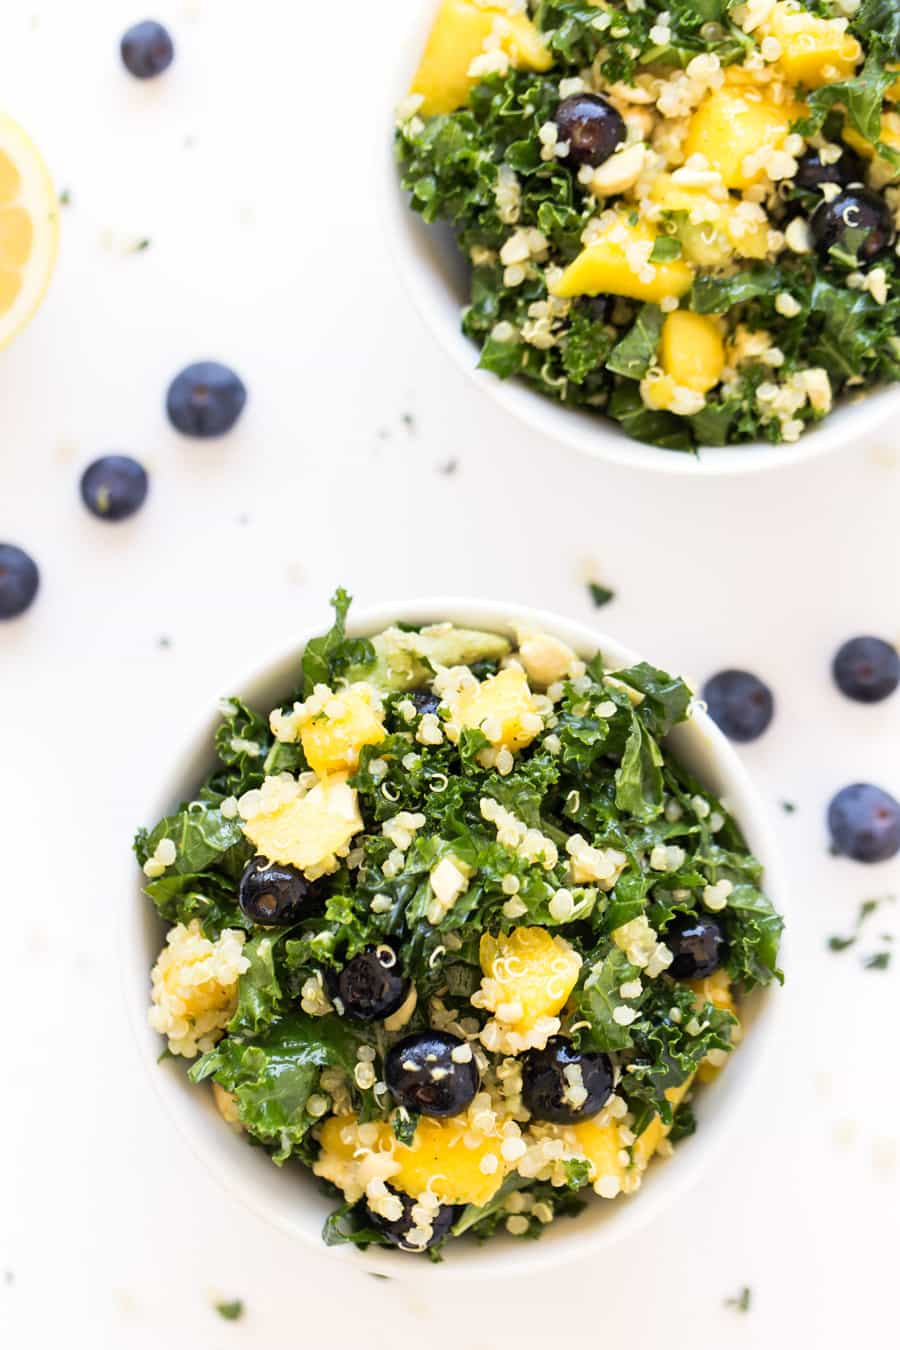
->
[725,1286,752,1313]
[215,1300,244,1322]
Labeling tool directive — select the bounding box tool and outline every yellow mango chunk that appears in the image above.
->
[299,684,385,778]
[765,2,861,89]
[315,1114,508,1208]
[844,112,900,184]
[649,175,769,261]
[550,215,693,304]
[410,0,551,117]
[661,311,724,395]
[689,969,739,1083]
[633,1077,694,1168]
[240,774,363,878]
[689,968,736,1016]
[640,373,680,413]
[454,666,541,752]
[478,927,581,1036]
[573,1078,693,1190]
[392,1116,509,1206]
[684,86,793,188]
[888,64,900,102]
[570,1116,627,1188]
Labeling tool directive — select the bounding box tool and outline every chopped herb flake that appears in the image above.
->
[587,582,615,608]
[864,951,891,971]
[215,1300,244,1321]
[725,1286,752,1313]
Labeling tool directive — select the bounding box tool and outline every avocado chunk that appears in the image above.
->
[344,624,511,692]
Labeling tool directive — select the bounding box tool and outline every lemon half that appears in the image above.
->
[0,113,59,349]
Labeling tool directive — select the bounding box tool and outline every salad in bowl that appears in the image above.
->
[135,593,784,1261]
[394,0,900,453]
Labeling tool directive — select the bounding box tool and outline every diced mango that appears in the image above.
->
[392,1116,509,1206]
[640,373,681,413]
[689,969,739,1083]
[683,86,794,189]
[240,774,363,877]
[571,1078,693,1187]
[478,927,581,1037]
[888,64,900,102]
[454,666,542,752]
[299,683,385,778]
[410,0,551,117]
[570,1117,627,1187]
[550,215,693,304]
[844,112,900,184]
[765,1,861,89]
[631,1078,693,1168]
[688,968,736,1016]
[661,311,725,395]
[315,1114,508,1207]
[649,175,770,261]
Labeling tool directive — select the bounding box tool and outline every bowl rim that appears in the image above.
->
[380,2,900,476]
[122,597,789,1280]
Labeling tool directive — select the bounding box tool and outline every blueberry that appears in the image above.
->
[581,294,614,324]
[833,636,900,704]
[811,187,895,267]
[385,1030,479,1118]
[327,944,410,1022]
[665,913,728,979]
[0,544,39,620]
[238,857,314,926]
[554,94,626,169]
[794,145,866,192]
[521,1037,613,1125]
[702,670,774,742]
[166,362,247,437]
[120,20,174,79]
[80,455,149,522]
[410,689,440,716]
[828,784,900,863]
[364,1187,461,1252]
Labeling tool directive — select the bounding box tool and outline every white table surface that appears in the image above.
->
[3,1,899,1346]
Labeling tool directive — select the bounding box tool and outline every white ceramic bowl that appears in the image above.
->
[123,599,788,1280]
[382,4,900,475]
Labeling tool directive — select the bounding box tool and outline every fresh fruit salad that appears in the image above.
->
[136,593,783,1257]
[395,0,900,451]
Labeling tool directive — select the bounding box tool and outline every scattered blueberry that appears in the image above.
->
[832,636,900,704]
[120,20,174,79]
[80,455,148,522]
[582,295,614,324]
[554,93,625,168]
[665,913,728,979]
[0,544,39,620]
[521,1037,613,1125]
[811,187,895,267]
[365,1187,461,1252]
[702,669,774,742]
[410,689,440,716]
[828,784,900,864]
[385,1030,479,1118]
[793,145,866,192]
[327,944,409,1022]
[238,857,315,926]
[166,362,247,438]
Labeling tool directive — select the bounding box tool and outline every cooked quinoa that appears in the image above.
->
[396,0,900,450]
[136,591,784,1257]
